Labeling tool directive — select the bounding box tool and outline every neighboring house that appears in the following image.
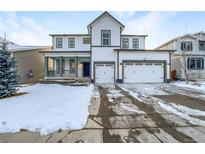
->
[0,37,51,83]
[156,31,205,80]
[41,11,174,83]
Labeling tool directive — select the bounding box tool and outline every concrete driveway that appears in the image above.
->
[1,83,205,143]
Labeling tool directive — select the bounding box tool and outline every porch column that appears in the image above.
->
[60,57,63,77]
[76,57,78,77]
[44,56,48,77]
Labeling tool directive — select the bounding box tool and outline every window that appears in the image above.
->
[199,41,205,50]
[56,38,62,48]
[83,38,90,44]
[187,58,204,70]
[122,38,129,48]
[181,42,193,51]
[133,38,139,49]
[68,38,75,48]
[101,30,111,46]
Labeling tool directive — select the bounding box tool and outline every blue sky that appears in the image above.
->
[0,11,205,48]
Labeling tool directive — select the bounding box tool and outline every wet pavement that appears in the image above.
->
[1,83,205,143]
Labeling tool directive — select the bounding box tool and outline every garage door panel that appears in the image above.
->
[124,62,164,83]
[95,63,115,83]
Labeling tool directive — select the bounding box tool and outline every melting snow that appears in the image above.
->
[158,102,205,126]
[121,84,169,96]
[0,84,94,135]
[120,103,145,114]
[107,89,123,102]
[173,81,205,92]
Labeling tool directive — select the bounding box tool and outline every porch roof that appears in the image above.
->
[39,51,91,53]
[40,51,91,57]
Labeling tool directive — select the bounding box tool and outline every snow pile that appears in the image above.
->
[0,84,94,135]
[158,102,205,126]
[173,81,205,92]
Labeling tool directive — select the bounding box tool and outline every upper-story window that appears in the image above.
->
[122,38,129,48]
[199,41,205,50]
[101,30,111,46]
[56,38,62,48]
[83,38,90,44]
[68,38,75,48]
[181,42,193,51]
[187,57,204,70]
[133,38,139,49]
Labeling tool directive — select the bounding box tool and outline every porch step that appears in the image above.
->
[39,77,91,85]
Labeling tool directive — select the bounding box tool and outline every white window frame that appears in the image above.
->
[187,57,204,70]
[122,38,129,48]
[56,38,62,48]
[68,38,75,48]
[181,42,193,51]
[199,41,205,50]
[83,38,90,44]
[101,30,111,46]
[133,38,139,49]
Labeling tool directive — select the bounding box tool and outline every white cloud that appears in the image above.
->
[124,12,178,34]
[122,11,179,48]
[0,12,51,46]
[114,11,136,19]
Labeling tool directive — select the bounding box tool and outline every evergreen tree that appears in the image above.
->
[0,38,18,98]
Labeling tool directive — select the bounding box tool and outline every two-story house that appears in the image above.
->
[156,31,205,80]
[41,11,173,83]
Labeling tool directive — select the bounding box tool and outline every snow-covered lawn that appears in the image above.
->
[173,81,205,92]
[0,84,94,135]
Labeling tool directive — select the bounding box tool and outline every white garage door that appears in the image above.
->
[95,63,115,83]
[124,62,164,83]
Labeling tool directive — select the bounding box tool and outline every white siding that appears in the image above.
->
[157,41,175,50]
[121,36,145,49]
[91,47,118,79]
[52,36,90,51]
[194,33,205,40]
[176,37,198,53]
[91,15,121,46]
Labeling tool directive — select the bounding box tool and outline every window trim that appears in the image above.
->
[83,38,90,44]
[181,41,193,51]
[68,38,75,48]
[199,41,205,51]
[187,57,204,70]
[132,38,139,49]
[101,30,111,46]
[56,38,62,48]
[122,38,129,49]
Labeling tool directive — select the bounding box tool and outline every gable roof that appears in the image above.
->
[0,37,51,52]
[155,33,200,49]
[49,34,89,37]
[192,31,205,40]
[10,46,51,52]
[193,31,205,36]
[87,11,125,33]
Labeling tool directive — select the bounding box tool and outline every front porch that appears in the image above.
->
[44,56,91,79]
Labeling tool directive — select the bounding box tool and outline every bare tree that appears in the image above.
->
[172,50,190,84]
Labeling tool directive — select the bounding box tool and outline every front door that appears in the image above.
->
[83,62,90,77]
